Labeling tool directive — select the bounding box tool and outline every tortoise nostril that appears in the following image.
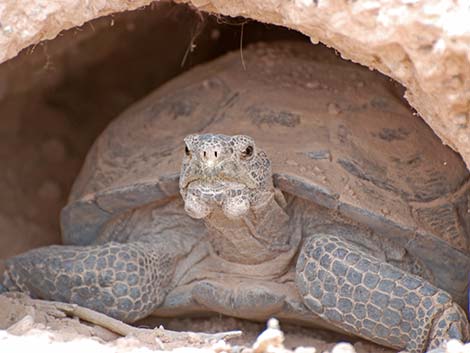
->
[202,149,220,161]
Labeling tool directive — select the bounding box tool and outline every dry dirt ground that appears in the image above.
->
[0,4,467,353]
[0,292,392,353]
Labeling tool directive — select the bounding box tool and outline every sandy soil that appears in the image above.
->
[0,292,393,353]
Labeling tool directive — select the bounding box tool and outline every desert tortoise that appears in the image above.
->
[2,42,470,353]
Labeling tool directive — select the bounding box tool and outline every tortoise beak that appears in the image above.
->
[180,159,257,191]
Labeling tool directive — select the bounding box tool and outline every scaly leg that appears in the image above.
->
[296,234,469,353]
[3,233,201,323]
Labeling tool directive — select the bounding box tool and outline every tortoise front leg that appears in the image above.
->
[2,233,205,323]
[295,234,469,353]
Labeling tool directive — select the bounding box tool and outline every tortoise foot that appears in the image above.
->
[3,241,180,322]
[296,233,470,353]
[426,303,470,351]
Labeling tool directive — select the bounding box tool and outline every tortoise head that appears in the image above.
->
[179,133,274,219]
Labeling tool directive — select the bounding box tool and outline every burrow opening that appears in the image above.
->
[0,3,466,352]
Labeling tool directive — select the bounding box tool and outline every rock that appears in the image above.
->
[6,315,36,335]
[294,347,316,353]
[327,103,341,115]
[252,318,285,353]
[331,342,356,353]
[443,340,470,353]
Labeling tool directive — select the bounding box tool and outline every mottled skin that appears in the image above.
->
[2,133,468,353]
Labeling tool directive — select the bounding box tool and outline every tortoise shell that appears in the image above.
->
[61,41,470,305]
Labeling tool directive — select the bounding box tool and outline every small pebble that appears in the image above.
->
[3,25,13,34]
[294,347,316,353]
[212,339,231,353]
[331,342,356,353]
[454,114,467,125]
[306,81,320,89]
[7,315,35,335]
[327,103,341,115]
[252,318,284,353]
[445,339,467,353]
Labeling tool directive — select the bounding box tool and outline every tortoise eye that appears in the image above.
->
[185,145,191,156]
[241,145,254,159]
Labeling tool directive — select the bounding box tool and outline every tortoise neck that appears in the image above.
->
[203,192,292,264]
